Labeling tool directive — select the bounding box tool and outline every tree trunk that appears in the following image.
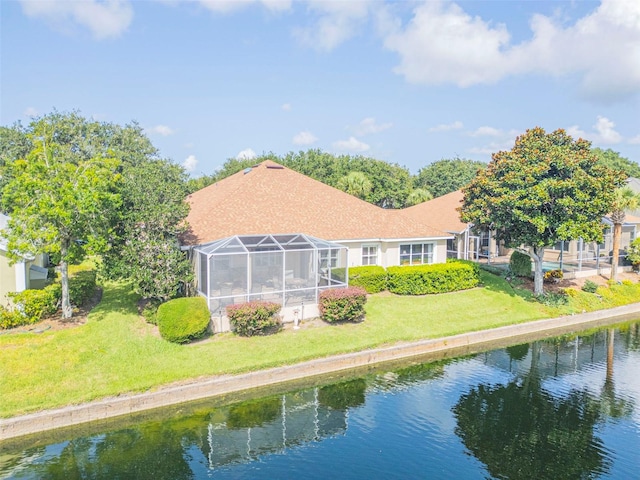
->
[611,222,622,281]
[60,238,73,319]
[531,246,545,297]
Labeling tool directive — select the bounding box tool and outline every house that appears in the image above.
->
[0,214,49,307]
[402,190,506,261]
[182,160,452,328]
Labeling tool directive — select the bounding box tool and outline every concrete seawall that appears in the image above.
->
[2,302,640,441]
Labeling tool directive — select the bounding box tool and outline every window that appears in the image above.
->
[400,243,434,265]
[362,245,378,265]
[319,249,339,268]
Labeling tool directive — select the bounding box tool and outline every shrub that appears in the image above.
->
[226,301,281,337]
[582,280,599,293]
[537,292,568,307]
[157,297,211,343]
[543,269,563,283]
[562,287,579,297]
[347,266,387,293]
[447,258,481,277]
[386,262,479,295]
[0,306,27,329]
[7,283,60,324]
[509,251,532,278]
[627,238,640,269]
[318,287,367,323]
[68,269,97,306]
[140,298,162,325]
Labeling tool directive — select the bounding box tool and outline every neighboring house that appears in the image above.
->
[403,190,506,261]
[182,160,452,328]
[0,214,49,307]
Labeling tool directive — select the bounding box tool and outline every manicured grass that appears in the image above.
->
[0,271,638,418]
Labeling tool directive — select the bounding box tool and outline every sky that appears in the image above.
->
[1,0,639,176]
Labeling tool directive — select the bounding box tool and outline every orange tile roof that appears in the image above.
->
[182,160,449,246]
[402,190,469,234]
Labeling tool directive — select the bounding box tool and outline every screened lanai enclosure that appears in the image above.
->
[194,234,348,329]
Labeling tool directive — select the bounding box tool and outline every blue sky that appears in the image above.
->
[1,0,639,176]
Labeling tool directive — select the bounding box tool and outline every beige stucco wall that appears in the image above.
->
[0,252,18,307]
[343,238,449,268]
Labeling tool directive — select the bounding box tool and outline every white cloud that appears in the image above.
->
[281,103,292,111]
[292,130,317,145]
[182,154,198,172]
[23,107,39,117]
[354,117,392,136]
[19,0,134,39]
[185,0,290,14]
[468,140,515,156]
[236,148,256,160]
[384,0,640,100]
[293,1,372,51]
[428,121,463,133]
[333,136,370,152]
[147,125,175,136]
[567,116,623,144]
[629,134,640,145]
[470,126,503,137]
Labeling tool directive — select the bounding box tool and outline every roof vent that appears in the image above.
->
[243,167,252,175]
[266,165,284,169]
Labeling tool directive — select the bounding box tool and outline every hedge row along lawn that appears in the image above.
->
[1,271,639,418]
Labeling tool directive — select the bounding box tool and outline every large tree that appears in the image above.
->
[102,159,192,301]
[609,187,640,281]
[415,157,486,198]
[593,148,640,179]
[460,127,623,296]
[1,113,121,318]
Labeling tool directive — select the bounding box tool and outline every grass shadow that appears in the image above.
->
[89,281,139,321]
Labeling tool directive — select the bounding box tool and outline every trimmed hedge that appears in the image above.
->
[347,265,387,293]
[226,301,281,337]
[7,283,61,325]
[387,262,479,295]
[157,296,211,344]
[318,287,367,323]
[510,251,532,278]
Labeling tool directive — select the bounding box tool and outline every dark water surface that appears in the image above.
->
[2,321,640,479]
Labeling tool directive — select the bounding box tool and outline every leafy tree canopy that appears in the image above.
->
[415,157,486,198]
[592,148,640,179]
[1,112,122,317]
[199,149,414,208]
[460,127,624,295]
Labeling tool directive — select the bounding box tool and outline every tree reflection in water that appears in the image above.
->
[453,342,609,480]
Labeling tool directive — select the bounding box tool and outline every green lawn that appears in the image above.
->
[1,271,638,418]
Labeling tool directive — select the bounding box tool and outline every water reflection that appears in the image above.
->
[453,342,609,479]
[2,321,640,479]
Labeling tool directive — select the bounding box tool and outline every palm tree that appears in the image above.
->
[404,188,433,206]
[336,171,372,200]
[609,187,640,281]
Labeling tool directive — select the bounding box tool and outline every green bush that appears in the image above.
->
[510,251,532,278]
[386,262,479,295]
[68,269,97,306]
[141,299,162,325]
[318,287,367,323]
[537,292,568,307]
[7,283,60,325]
[157,297,211,344]
[582,280,599,293]
[0,306,27,329]
[348,266,387,293]
[627,238,640,269]
[226,301,281,337]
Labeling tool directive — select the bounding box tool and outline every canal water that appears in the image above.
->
[2,321,640,479]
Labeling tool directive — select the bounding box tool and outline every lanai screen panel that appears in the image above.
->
[194,234,348,312]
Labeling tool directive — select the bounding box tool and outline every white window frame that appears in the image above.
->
[399,243,434,266]
[361,244,379,266]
